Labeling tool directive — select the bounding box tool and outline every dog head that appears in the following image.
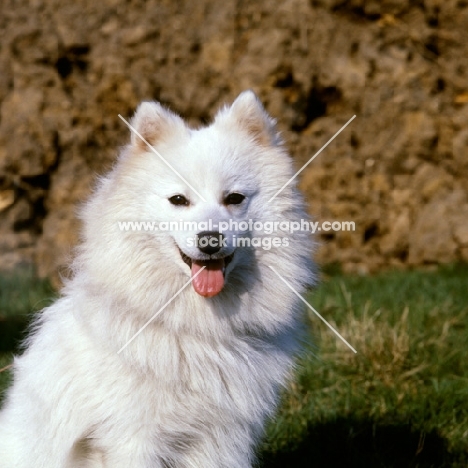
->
[79,91,312,303]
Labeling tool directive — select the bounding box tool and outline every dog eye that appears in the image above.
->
[224,193,245,205]
[169,195,190,206]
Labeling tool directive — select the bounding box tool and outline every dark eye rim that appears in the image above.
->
[168,194,190,206]
[224,192,246,205]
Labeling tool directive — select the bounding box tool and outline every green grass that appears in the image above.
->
[0,267,55,320]
[260,264,468,467]
[0,267,55,388]
[1,265,467,466]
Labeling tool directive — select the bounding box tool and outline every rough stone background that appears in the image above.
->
[1,0,468,282]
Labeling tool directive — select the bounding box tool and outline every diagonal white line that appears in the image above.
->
[118,114,206,202]
[268,115,356,203]
[268,266,357,353]
[117,267,206,354]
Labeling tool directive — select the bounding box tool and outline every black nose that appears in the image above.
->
[196,231,225,255]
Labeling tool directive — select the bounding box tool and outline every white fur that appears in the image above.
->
[0,91,315,468]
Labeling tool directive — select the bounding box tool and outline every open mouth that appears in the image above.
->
[179,249,234,298]
[179,249,234,274]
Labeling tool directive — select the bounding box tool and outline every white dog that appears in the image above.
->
[0,91,315,467]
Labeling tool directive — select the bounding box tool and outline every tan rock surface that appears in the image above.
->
[1,0,468,280]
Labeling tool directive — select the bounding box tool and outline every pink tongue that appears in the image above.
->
[191,260,225,297]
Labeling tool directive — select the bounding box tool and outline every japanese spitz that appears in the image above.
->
[0,91,315,467]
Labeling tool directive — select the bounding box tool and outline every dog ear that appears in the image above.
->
[216,90,280,146]
[129,102,186,150]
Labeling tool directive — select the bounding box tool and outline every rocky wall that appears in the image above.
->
[1,0,468,281]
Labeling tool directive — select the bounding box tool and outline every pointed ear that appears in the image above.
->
[129,101,186,150]
[215,90,280,146]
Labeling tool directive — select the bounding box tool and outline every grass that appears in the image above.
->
[0,265,467,466]
[260,264,468,467]
[0,267,55,320]
[0,267,55,390]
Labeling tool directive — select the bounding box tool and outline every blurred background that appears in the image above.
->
[1,0,468,279]
[1,0,468,466]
